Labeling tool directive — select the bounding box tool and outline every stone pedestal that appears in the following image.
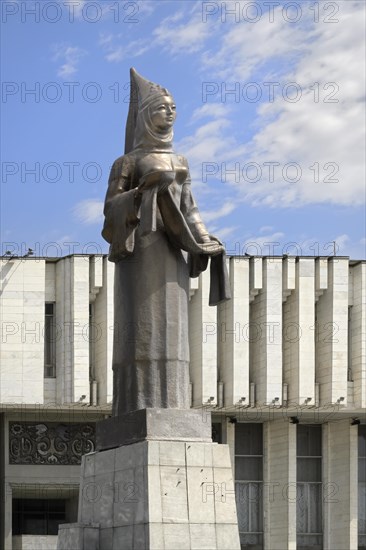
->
[95,408,213,450]
[57,411,240,550]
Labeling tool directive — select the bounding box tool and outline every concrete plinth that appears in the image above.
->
[57,437,240,549]
[57,524,99,550]
[96,408,212,450]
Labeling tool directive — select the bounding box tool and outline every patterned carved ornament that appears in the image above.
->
[9,422,95,465]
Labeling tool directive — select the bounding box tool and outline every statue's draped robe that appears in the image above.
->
[103,152,229,415]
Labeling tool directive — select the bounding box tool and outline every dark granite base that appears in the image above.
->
[96,408,212,450]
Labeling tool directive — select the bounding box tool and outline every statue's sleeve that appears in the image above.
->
[179,158,211,244]
[101,156,135,244]
[101,156,140,261]
[102,157,128,243]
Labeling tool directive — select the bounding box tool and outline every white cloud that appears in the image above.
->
[328,233,365,258]
[192,1,366,208]
[99,33,113,47]
[297,233,366,260]
[242,231,286,255]
[200,201,236,222]
[332,234,349,255]
[99,33,150,62]
[98,1,365,211]
[147,1,365,208]
[213,226,238,240]
[201,3,311,80]
[153,4,213,55]
[52,44,87,78]
[190,103,230,122]
[136,0,159,17]
[73,199,103,225]
[100,2,212,63]
[177,116,235,186]
[238,2,366,207]
[259,225,274,234]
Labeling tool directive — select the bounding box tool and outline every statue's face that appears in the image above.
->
[149,96,176,132]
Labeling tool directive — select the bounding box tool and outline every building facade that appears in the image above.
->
[0,254,365,549]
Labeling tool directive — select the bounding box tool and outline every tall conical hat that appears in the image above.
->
[124,68,172,154]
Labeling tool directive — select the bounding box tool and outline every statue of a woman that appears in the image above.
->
[102,68,230,416]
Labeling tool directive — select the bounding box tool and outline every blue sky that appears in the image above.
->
[1,0,365,259]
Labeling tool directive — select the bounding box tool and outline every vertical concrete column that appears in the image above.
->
[56,257,72,403]
[189,269,218,406]
[250,258,283,405]
[351,262,366,408]
[218,258,249,407]
[315,258,328,300]
[222,417,236,471]
[22,260,46,403]
[56,256,91,404]
[90,255,103,292]
[71,257,90,403]
[0,259,45,403]
[3,482,12,550]
[264,420,296,550]
[283,259,315,405]
[94,257,114,404]
[323,420,358,549]
[249,257,263,299]
[283,257,296,404]
[283,257,296,297]
[45,262,56,301]
[296,259,316,404]
[316,258,349,404]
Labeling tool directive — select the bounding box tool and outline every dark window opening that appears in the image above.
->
[235,423,263,550]
[212,422,222,443]
[44,303,56,378]
[12,499,66,536]
[348,306,353,381]
[297,425,322,550]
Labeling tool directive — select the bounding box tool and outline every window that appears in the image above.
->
[13,499,66,535]
[359,425,366,549]
[297,425,322,550]
[212,422,222,443]
[44,303,56,378]
[235,423,263,550]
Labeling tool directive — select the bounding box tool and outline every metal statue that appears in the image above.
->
[102,68,230,416]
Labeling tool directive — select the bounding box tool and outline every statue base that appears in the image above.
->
[96,407,212,450]
[57,410,240,550]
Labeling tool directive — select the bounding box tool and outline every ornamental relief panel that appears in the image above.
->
[9,422,95,465]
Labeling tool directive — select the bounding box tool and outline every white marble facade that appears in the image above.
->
[0,254,365,549]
